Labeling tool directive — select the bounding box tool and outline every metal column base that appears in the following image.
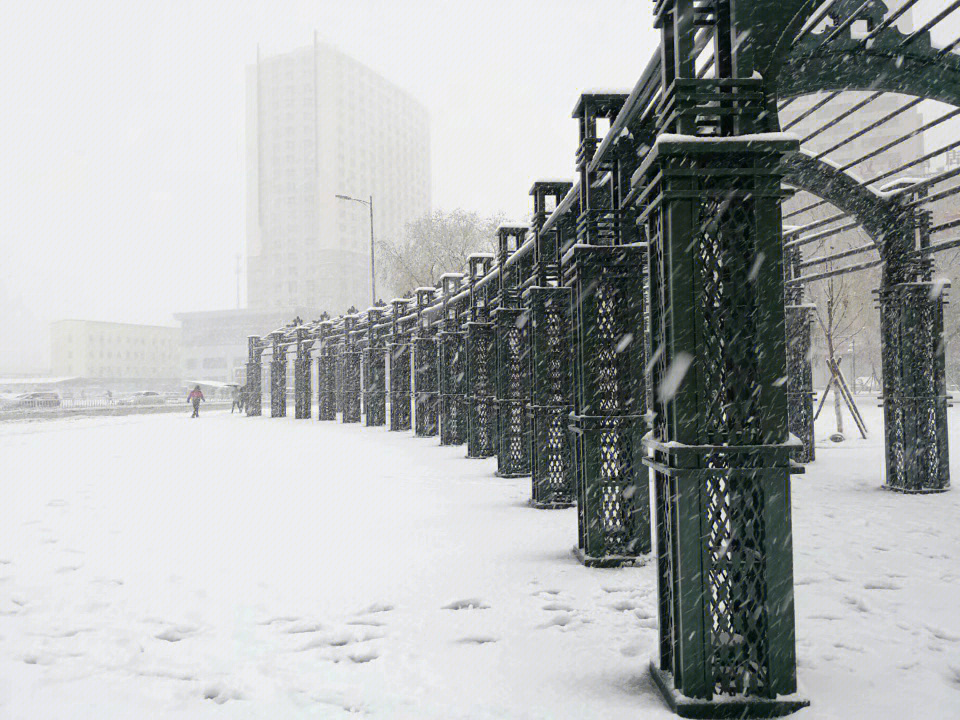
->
[881,484,950,495]
[570,546,642,568]
[496,470,529,479]
[649,662,810,719]
[528,499,574,510]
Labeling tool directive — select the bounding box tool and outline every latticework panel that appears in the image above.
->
[246,362,262,416]
[439,332,466,445]
[414,336,439,437]
[317,353,337,421]
[696,199,763,446]
[497,310,530,477]
[363,347,387,427]
[785,305,814,463]
[703,460,769,696]
[529,287,574,506]
[270,358,286,418]
[567,245,648,560]
[880,283,950,492]
[389,342,411,431]
[341,351,361,423]
[531,406,573,505]
[294,358,311,419]
[466,322,497,458]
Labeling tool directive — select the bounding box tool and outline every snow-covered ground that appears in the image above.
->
[1,402,958,718]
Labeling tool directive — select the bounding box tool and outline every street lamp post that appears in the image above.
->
[336,193,375,305]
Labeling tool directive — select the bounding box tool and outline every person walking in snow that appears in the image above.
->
[187,385,204,418]
[231,385,244,414]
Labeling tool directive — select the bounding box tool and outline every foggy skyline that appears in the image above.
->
[2,1,957,373]
[0,0,658,348]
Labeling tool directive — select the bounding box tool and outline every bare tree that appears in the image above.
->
[813,271,864,434]
[376,209,505,297]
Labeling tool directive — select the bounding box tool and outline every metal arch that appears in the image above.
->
[781,150,899,261]
[778,21,960,108]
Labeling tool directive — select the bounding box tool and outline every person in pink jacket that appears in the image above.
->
[187,385,204,418]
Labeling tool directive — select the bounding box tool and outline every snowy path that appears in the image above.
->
[1,405,958,718]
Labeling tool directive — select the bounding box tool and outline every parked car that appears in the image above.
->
[17,391,62,408]
[131,390,163,405]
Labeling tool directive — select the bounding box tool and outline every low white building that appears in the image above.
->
[175,307,323,385]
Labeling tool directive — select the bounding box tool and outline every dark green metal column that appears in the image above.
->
[363,306,388,427]
[637,5,806,711]
[413,287,440,437]
[334,329,344,416]
[317,320,337,421]
[465,253,497,458]
[439,273,467,446]
[526,181,575,508]
[879,281,950,492]
[876,190,951,493]
[294,326,314,419]
[389,298,413,431]
[245,335,263,417]
[567,93,649,566]
[269,331,287,418]
[341,314,362,424]
[495,224,531,478]
[784,241,815,462]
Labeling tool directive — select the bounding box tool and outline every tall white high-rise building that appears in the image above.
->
[246,40,431,313]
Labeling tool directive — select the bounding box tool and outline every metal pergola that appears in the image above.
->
[238,3,960,716]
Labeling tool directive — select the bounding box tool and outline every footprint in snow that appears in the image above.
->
[633,606,654,620]
[22,653,54,666]
[298,628,384,651]
[542,603,574,612]
[47,627,95,638]
[203,684,243,704]
[155,625,199,642]
[442,598,489,610]
[946,664,960,686]
[258,616,301,626]
[863,578,901,591]
[347,647,381,663]
[926,625,960,643]
[283,621,324,634]
[601,585,631,594]
[607,599,640,612]
[92,577,123,586]
[455,635,498,645]
[347,618,385,627]
[842,595,871,613]
[358,602,394,614]
[536,589,561,596]
[541,613,578,629]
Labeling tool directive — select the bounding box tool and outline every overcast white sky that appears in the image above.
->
[0,0,658,338]
[0,1,957,372]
